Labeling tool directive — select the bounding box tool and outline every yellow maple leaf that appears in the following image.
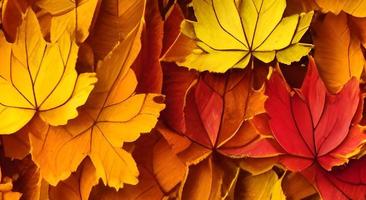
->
[36,0,99,42]
[0,9,97,134]
[29,25,165,190]
[177,0,313,72]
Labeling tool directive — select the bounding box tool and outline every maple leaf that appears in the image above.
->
[162,63,271,150]
[165,0,313,72]
[157,62,280,199]
[29,25,165,190]
[89,132,186,199]
[313,12,365,93]
[316,0,366,17]
[0,9,97,134]
[302,157,366,199]
[35,0,100,42]
[264,56,366,171]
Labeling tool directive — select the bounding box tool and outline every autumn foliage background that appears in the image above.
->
[1,0,366,199]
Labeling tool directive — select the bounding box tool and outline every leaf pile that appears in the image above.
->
[1,0,366,199]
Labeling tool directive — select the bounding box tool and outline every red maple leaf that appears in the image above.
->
[263,56,366,199]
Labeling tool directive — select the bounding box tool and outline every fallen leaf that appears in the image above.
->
[0,9,97,134]
[29,23,165,190]
[169,0,313,72]
[313,12,365,93]
[265,56,366,171]
[161,63,198,133]
[36,0,100,42]
[89,132,185,199]
[158,64,278,199]
[163,63,269,149]
[132,0,164,93]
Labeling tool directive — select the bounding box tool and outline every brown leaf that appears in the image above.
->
[132,0,163,93]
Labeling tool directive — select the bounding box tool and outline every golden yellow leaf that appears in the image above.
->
[238,170,286,200]
[316,0,366,17]
[29,23,165,190]
[0,9,97,134]
[175,0,313,72]
[36,0,100,42]
[88,133,185,200]
[313,12,365,93]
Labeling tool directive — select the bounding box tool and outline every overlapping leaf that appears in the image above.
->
[36,0,100,42]
[313,12,365,93]
[29,16,165,190]
[158,62,282,199]
[0,9,97,134]
[165,0,313,72]
[89,132,186,199]
[88,0,146,60]
[263,56,366,171]
[2,0,366,199]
